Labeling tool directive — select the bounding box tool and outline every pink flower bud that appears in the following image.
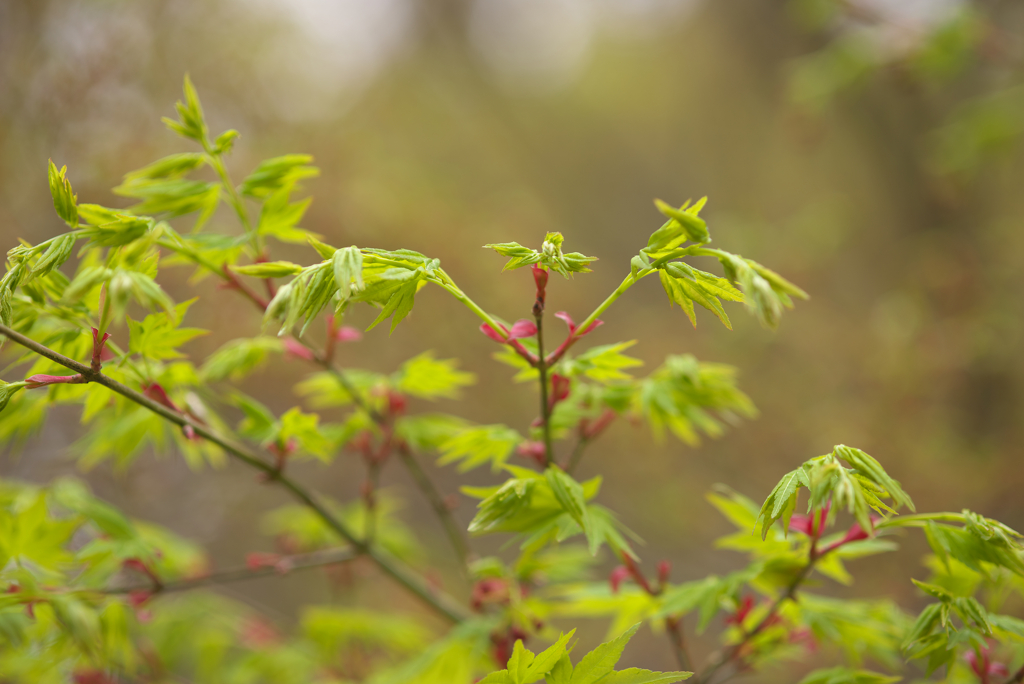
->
[142,382,180,412]
[508,319,538,340]
[90,327,112,371]
[532,264,548,297]
[471,578,510,611]
[609,566,630,594]
[25,374,84,389]
[388,391,407,416]
[283,338,315,361]
[789,503,830,538]
[548,374,571,411]
[480,323,508,343]
[127,589,151,609]
[246,552,283,571]
[821,516,879,554]
[657,560,671,586]
[335,326,362,342]
[726,595,754,626]
[517,441,547,466]
[554,311,603,336]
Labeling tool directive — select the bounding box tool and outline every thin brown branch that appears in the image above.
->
[396,443,470,568]
[534,311,553,466]
[0,323,468,624]
[666,616,694,672]
[565,436,589,475]
[108,547,358,596]
[693,552,818,684]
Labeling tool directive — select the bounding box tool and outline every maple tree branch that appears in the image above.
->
[0,323,469,624]
[396,443,470,568]
[694,552,818,684]
[108,547,358,596]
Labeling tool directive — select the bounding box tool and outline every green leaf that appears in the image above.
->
[484,234,596,277]
[508,639,535,684]
[200,336,284,382]
[569,623,640,684]
[0,381,26,415]
[545,466,594,553]
[161,74,208,143]
[279,407,332,460]
[28,233,77,281]
[366,273,422,334]
[548,653,574,684]
[522,630,575,683]
[332,246,364,301]
[127,298,208,361]
[231,261,305,278]
[567,342,643,383]
[47,160,78,227]
[239,154,319,198]
[636,354,756,446]
[755,467,810,540]
[483,242,542,271]
[438,424,522,472]
[652,198,710,245]
[393,351,476,400]
[258,192,315,244]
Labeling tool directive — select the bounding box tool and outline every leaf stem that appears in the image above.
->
[0,323,468,624]
[427,274,507,340]
[206,154,260,255]
[548,273,637,365]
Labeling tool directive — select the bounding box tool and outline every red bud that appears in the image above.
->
[657,560,671,586]
[609,565,630,593]
[480,323,508,343]
[25,373,85,389]
[388,391,407,416]
[246,552,283,571]
[283,338,315,361]
[90,327,112,372]
[517,441,547,467]
[508,319,538,340]
[335,326,362,342]
[532,264,548,297]
[726,595,754,626]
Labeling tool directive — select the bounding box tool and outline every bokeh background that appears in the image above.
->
[2,0,1024,678]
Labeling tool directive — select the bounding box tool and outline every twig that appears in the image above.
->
[565,437,589,475]
[0,323,468,624]
[666,616,693,672]
[396,443,470,568]
[107,547,358,596]
[693,553,818,684]
[534,311,554,466]
[160,238,470,573]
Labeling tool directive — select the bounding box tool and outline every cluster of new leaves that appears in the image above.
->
[478,624,690,684]
[2,74,1024,684]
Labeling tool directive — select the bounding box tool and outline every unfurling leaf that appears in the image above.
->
[231,261,304,278]
[47,160,78,227]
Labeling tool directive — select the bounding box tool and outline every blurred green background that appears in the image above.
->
[2,0,1023,676]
